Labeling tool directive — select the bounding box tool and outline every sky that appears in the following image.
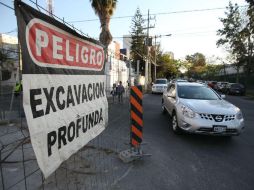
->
[0,0,248,60]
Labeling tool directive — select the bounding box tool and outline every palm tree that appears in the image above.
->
[90,0,117,47]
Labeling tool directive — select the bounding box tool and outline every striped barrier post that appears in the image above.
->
[119,85,151,163]
[130,85,143,147]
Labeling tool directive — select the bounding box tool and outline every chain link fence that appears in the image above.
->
[0,85,131,190]
[0,1,132,189]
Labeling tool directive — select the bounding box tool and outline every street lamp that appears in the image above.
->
[153,34,171,81]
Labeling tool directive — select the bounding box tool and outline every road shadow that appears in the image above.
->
[175,132,236,146]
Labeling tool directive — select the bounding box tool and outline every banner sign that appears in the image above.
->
[15,0,108,178]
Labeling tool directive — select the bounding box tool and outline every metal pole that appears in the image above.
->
[154,36,157,81]
[136,60,140,84]
[145,10,150,91]
[129,60,132,147]
[129,60,131,86]
[9,42,20,112]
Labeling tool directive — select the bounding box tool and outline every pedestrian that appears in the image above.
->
[117,81,125,103]
[111,83,117,102]
[127,80,130,89]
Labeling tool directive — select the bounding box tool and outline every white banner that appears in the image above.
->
[23,74,108,178]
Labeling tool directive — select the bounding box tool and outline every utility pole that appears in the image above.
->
[145,10,150,91]
[144,10,155,91]
[153,34,171,81]
[154,35,157,81]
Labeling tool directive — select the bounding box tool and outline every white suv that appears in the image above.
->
[162,82,244,136]
[152,78,168,94]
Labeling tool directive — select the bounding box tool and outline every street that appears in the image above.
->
[113,94,254,190]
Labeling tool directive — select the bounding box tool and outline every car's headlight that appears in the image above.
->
[181,105,196,118]
[236,111,243,120]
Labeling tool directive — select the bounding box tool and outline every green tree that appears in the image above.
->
[129,8,146,74]
[185,52,206,78]
[186,52,206,67]
[90,0,117,47]
[204,64,221,80]
[217,2,246,82]
[243,0,254,75]
[157,53,178,79]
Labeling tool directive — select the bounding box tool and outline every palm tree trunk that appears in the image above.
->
[98,13,112,47]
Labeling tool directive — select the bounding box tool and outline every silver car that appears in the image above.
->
[162,82,244,136]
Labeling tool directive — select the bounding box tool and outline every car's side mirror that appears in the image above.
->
[220,94,226,99]
[168,93,176,98]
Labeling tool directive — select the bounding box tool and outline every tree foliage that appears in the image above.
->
[204,64,222,79]
[129,8,146,74]
[90,0,117,46]
[244,0,254,74]
[185,52,206,78]
[157,53,179,79]
[217,1,254,79]
[186,52,206,67]
[217,2,246,57]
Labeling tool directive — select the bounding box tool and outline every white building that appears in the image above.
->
[105,41,130,93]
[122,35,132,50]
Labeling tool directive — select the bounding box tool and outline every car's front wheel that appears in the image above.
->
[171,112,182,134]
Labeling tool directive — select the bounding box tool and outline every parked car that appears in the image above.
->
[161,82,244,136]
[207,81,217,90]
[224,83,246,96]
[217,81,229,92]
[170,78,188,84]
[152,78,168,94]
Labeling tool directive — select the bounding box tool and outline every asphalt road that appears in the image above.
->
[115,94,254,190]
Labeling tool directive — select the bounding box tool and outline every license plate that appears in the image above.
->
[213,125,227,132]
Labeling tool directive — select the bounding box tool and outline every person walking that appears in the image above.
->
[117,81,125,103]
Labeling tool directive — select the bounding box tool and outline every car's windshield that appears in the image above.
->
[177,85,219,100]
[155,80,167,84]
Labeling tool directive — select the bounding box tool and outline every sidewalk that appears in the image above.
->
[0,95,134,190]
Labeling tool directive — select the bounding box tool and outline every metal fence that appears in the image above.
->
[0,83,131,190]
[0,1,132,188]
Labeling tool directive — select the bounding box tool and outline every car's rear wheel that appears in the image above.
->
[172,112,182,134]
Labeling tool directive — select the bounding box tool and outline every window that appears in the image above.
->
[155,79,167,84]
[178,86,219,100]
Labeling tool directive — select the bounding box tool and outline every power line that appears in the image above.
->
[0,0,91,39]
[112,30,216,39]
[1,28,17,34]
[68,5,248,23]
[0,1,14,10]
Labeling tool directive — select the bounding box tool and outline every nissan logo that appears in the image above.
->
[215,115,223,121]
